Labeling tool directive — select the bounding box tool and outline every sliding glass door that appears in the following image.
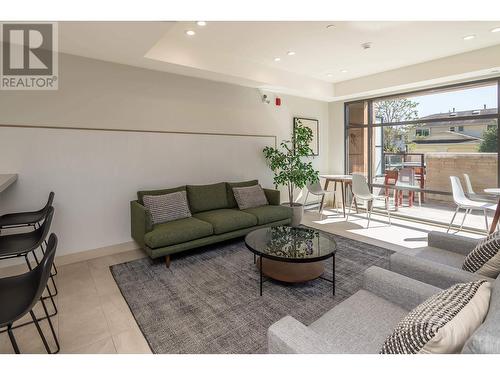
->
[345,78,500,230]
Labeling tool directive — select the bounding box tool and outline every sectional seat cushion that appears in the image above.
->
[137,185,186,205]
[232,185,268,210]
[462,231,500,278]
[193,209,257,234]
[309,290,408,354]
[186,182,228,213]
[415,247,465,269]
[144,217,213,249]
[226,180,259,208]
[242,205,292,225]
[142,191,192,225]
[380,280,492,354]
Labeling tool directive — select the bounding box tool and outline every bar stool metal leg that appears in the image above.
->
[7,324,20,354]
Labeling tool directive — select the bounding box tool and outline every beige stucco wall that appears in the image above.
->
[425,152,497,202]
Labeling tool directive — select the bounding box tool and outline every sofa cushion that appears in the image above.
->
[142,191,191,225]
[309,290,408,353]
[137,185,186,205]
[193,209,257,235]
[186,182,228,213]
[415,247,465,269]
[463,276,500,353]
[243,205,292,225]
[462,230,500,278]
[381,280,491,354]
[144,217,213,249]
[226,180,258,208]
[232,185,268,210]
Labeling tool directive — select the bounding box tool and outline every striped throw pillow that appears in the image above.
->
[142,191,192,225]
[380,280,491,354]
[462,231,500,278]
[232,185,268,210]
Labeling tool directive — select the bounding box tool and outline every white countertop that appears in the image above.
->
[0,174,18,193]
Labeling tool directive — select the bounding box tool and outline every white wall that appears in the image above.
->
[0,53,331,258]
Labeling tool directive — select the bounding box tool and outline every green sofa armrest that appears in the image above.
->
[263,188,280,206]
[130,200,153,247]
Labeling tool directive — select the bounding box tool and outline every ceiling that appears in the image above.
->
[58,21,500,101]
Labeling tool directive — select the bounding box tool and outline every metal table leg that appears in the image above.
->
[259,255,263,296]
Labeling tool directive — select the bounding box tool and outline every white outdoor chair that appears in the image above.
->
[447,176,497,233]
[304,181,329,213]
[346,174,391,228]
[463,173,496,203]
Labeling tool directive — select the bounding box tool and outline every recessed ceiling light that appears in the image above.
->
[326,24,336,29]
[341,69,348,73]
[185,30,196,36]
[287,51,296,56]
[196,21,207,26]
[274,57,281,62]
[361,42,372,50]
[326,73,333,77]
[491,27,500,33]
[463,34,475,40]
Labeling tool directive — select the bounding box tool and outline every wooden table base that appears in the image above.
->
[257,258,325,283]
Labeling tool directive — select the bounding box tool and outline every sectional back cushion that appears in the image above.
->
[380,280,491,354]
[463,276,500,353]
[142,191,192,225]
[462,230,500,278]
[137,185,186,205]
[232,185,268,210]
[186,182,228,213]
[226,180,259,208]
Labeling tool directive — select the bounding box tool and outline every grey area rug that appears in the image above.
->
[110,229,394,354]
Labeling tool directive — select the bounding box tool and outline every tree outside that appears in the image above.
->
[373,98,419,152]
[479,124,498,152]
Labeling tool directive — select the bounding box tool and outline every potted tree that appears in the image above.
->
[263,121,319,227]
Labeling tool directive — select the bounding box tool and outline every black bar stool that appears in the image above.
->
[0,233,60,354]
[0,192,54,230]
[0,192,58,277]
[0,207,57,318]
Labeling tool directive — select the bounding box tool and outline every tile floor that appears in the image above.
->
[0,249,151,354]
[0,207,484,354]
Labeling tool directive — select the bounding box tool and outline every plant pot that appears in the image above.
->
[282,202,304,227]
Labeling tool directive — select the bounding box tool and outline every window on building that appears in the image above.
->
[449,126,455,132]
[415,128,430,137]
[458,126,464,131]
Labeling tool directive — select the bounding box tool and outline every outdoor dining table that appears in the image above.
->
[484,188,500,234]
[319,174,358,217]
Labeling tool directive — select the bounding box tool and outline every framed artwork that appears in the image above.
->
[294,117,319,156]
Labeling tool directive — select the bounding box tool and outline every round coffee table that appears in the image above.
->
[244,226,337,296]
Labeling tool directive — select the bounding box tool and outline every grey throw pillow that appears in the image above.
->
[232,185,268,210]
[142,190,192,225]
[462,231,500,278]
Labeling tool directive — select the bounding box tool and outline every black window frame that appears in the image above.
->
[344,77,500,191]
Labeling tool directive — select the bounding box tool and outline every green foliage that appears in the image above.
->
[374,98,419,152]
[263,120,319,205]
[479,125,498,152]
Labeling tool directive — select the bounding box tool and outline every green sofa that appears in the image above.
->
[130,180,292,266]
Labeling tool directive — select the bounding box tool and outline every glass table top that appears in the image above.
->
[244,226,336,263]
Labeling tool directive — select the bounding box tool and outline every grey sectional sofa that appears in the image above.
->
[390,231,493,289]
[268,265,500,354]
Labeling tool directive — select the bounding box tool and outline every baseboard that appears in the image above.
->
[56,240,141,266]
[0,240,142,275]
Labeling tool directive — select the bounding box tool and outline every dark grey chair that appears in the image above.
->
[0,233,60,354]
[0,192,54,230]
[0,207,58,317]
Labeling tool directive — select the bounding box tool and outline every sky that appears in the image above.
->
[412,84,497,117]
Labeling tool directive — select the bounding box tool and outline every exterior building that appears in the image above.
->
[410,107,497,152]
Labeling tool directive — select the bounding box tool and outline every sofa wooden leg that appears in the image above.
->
[165,255,171,268]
